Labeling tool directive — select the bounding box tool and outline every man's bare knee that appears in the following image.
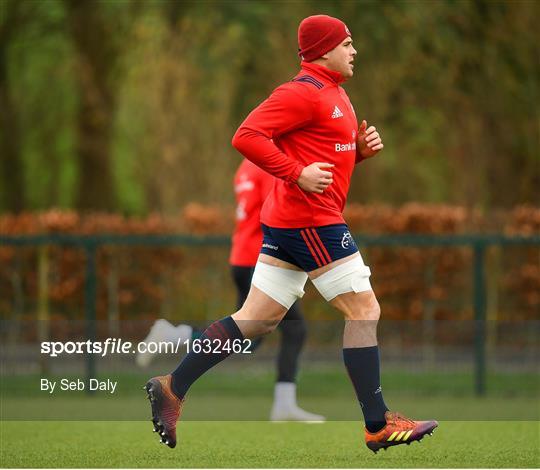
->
[232,285,287,338]
[233,305,282,337]
[255,318,281,336]
[354,291,381,321]
[331,290,381,321]
[335,291,381,348]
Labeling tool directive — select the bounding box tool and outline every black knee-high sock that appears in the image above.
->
[171,316,243,399]
[343,346,389,433]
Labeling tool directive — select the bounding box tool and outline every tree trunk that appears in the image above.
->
[64,0,117,211]
[0,1,25,213]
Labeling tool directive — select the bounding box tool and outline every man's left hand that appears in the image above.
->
[357,120,383,159]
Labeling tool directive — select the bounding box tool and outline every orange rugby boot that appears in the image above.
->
[365,411,438,453]
[144,374,184,448]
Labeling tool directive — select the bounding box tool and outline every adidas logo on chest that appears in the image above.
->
[331,105,344,119]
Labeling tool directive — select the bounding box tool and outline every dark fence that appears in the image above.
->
[1,233,539,396]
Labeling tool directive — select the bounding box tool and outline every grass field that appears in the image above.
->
[1,366,539,467]
[1,420,539,468]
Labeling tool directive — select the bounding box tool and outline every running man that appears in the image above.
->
[137,158,324,422]
[145,14,437,453]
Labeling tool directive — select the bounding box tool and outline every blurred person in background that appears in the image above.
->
[144,14,437,452]
[137,158,324,422]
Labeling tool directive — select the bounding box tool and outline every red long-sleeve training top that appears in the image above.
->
[229,159,273,267]
[232,61,361,228]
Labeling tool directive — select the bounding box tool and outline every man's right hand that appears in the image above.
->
[297,162,334,194]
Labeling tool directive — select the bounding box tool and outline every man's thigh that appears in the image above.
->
[233,284,288,322]
[258,223,373,312]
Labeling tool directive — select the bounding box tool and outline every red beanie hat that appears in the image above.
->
[298,15,351,62]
